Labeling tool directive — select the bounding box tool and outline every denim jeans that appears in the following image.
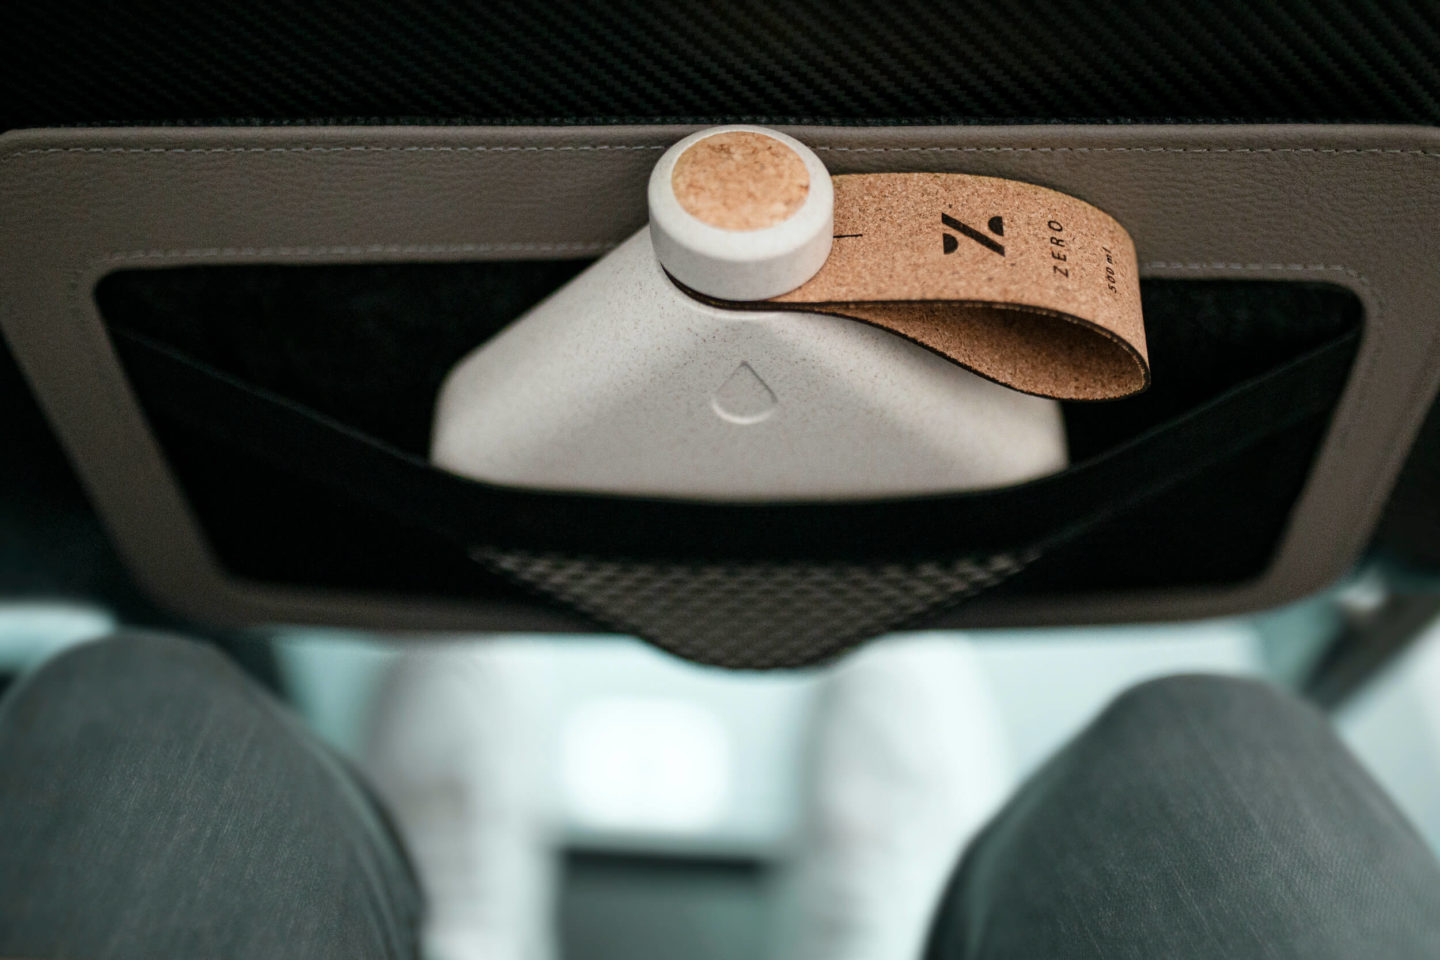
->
[0,633,422,959]
[2,633,1438,959]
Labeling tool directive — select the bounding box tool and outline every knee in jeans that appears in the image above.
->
[1091,673,1318,749]
[7,631,251,719]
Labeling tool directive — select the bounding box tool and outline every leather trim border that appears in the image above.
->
[3,123,1438,633]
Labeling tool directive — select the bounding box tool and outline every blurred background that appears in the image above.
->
[2,574,1438,960]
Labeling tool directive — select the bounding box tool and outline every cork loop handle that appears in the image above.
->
[688,172,1148,402]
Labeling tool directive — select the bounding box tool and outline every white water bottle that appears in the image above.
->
[432,126,1067,500]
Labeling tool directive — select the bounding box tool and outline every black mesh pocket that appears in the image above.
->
[98,263,1361,667]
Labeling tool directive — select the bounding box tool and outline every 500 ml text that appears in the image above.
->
[1101,246,1119,294]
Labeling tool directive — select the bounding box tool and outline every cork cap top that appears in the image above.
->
[672,131,810,231]
[648,125,835,300]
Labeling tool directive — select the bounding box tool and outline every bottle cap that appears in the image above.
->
[648,125,834,301]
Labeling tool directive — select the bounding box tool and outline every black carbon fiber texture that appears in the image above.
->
[473,548,1037,668]
[4,1,1440,130]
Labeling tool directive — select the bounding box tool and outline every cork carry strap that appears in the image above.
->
[691,173,1148,401]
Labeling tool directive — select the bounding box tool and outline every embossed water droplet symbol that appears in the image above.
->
[711,362,777,425]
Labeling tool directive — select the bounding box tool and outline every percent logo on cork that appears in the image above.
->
[941,213,1005,257]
